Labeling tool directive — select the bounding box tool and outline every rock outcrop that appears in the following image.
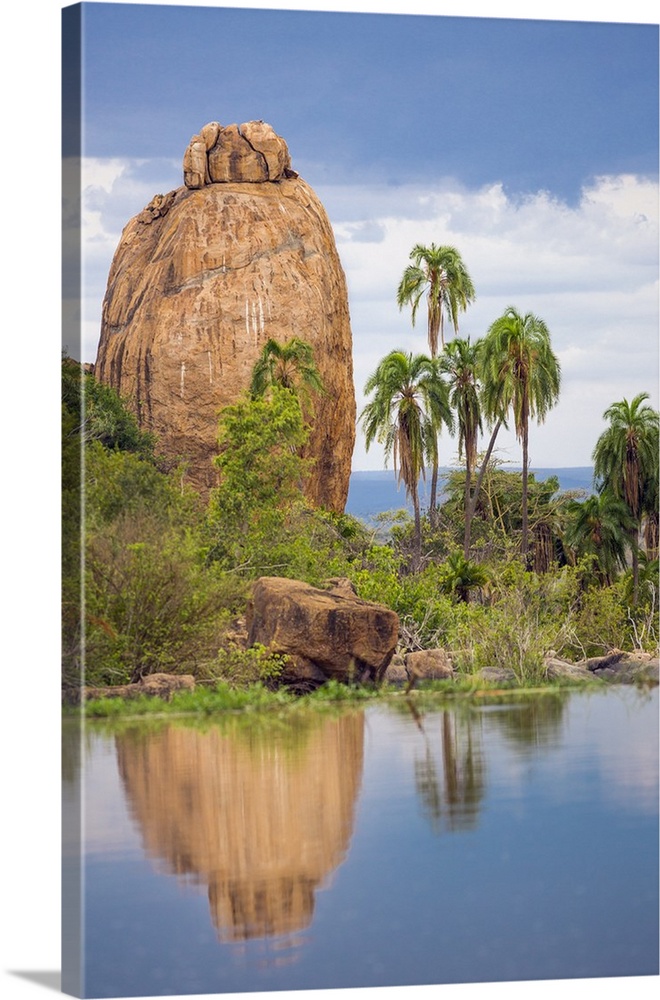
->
[247,577,400,690]
[95,120,355,510]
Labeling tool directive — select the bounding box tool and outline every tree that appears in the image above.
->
[396,243,476,356]
[439,551,489,603]
[440,463,570,570]
[208,385,313,568]
[440,337,483,556]
[592,392,659,604]
[563,490,633,586]
[480,307,561,559]
[642,471,659,561]
[249,336,325,415]
[361,351,450,570]
[419,355,455,525]
[62,354,156,458]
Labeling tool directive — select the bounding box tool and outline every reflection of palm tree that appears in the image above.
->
[412,707,486,833]
[440,712,485,829]
[414,747,444,834]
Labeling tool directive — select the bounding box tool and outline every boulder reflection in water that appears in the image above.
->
[116,712,364,943]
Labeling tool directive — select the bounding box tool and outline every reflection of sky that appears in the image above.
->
[540,689,659,814]
[83,731,143,857]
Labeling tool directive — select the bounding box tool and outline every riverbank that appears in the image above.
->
[69,651,658,720]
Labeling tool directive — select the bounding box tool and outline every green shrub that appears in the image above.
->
[209,643,290,688]
[84,514,231,686]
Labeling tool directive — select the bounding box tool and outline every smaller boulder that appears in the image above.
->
[383,654,407,686]
[477,667,517,685]
[183,120,291,187]
[83,672,196,702]
[404,649,454,682]
[544,657,598,682]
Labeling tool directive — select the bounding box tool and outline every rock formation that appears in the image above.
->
[247,576,400,690]
[95,120,355,510]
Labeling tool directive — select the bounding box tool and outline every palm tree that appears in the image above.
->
[250,337,325,414]
[440,338,483,556]
[563,489,633,586]
[439,551,490,603]
[361,351,450,569]
[396,244,476,356]
[463,366,510,560]
[592,392,659,604]
[480,307,561,559]
[642,472,659,562]
[418,355,455,525]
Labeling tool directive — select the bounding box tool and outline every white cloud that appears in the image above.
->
[78,160,658,472]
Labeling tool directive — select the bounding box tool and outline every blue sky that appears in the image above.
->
[73,4,657,199]
[64,0,659,473]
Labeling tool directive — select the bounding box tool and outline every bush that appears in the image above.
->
[84,514,231,686]
[209,643,290,688]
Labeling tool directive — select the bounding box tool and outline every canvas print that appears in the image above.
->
[61,2,659,998]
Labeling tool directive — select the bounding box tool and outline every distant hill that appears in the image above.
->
[345,467,594,521]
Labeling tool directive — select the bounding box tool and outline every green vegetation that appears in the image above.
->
[481,307,561,559]
[593,392,658,604]
[396,243,474,514]
[396,243,475,356]
[63,241,659,713]
[361,351,452,570]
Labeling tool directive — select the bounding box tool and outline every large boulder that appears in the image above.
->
[246,577,399,690]
[95,120,355,511]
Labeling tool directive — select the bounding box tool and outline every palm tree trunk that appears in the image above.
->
[631,527,640,606]
[429,456,439,528]
[412,487,422,573]
[463,461,472,559]
[521,419,529,559]
[465,418,502,554]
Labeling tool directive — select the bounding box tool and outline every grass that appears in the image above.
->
[72,671,602,721]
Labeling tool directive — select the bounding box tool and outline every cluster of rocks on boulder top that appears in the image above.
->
[183,120,296,187]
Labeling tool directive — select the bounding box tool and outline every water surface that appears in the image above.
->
[64,688,658,997]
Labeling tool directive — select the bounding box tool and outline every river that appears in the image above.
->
[63,687,658,997]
